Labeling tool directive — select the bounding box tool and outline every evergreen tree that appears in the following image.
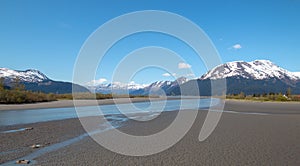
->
[12,77,25,91]
[0,77,4,91]
[239,91,245,99]
[0,78,5,103]
[286,87,292,97]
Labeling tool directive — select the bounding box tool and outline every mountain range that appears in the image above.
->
[0,68,89,94]
[173,60,300,95]
[201,60,299,81]
[86,77,188,95]
[1,60,299,95]
[88,60,300,95]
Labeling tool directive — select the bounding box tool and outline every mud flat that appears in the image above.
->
[1,100,300,165]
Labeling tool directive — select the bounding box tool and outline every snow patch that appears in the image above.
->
[201,60,300,80]
[0,68,49,83]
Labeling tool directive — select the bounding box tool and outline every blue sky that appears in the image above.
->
[1,0,300,84]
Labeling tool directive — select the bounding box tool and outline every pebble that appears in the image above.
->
[16,159,30,164]
[31,144,42,148]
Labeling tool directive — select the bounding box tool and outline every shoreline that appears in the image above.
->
[225,98,300,103]
[0,97,170,111]
[1,97,300,112]
[224,99,300,114]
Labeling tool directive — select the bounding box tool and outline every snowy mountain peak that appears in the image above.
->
[293,72,300,79]
[150,80,172,87]
[201,60,300,80]
[0,68,50,83]
[87,76,188,95]
[105,81,149,90]
[175,76,188,85]
[86,81,150,94]
[147,77,188,89]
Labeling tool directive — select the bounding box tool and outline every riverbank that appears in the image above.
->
[224,99,300,114]
[0,97,168,111]
[1,100,300,165]
[2,97,299,112]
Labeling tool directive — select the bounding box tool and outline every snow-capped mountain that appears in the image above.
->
[201,60,300,81]
[147,80,172,90]
[130,77,188,95]
[0,68,49,83]
[144,78,186,91]
[0,68,89,94]
[88,81,149,94]
[293,72,300,78]
[167,60,300,96]
[88,77,188,95]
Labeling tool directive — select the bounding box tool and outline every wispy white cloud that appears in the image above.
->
[86,78,107,86]
[178,62,191,69]
[162,73,177,77]
[229,44,242,50]
[162,73,171,77]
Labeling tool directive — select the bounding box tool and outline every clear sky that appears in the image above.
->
[1,0,300,85]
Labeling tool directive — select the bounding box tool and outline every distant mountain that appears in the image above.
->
[0,68,50,83]
[88,60,300,96]
[131,77,188,95]
[0,68,89,94]
[293,72,300,78]
[87,81,149,94]
[88,77,188,95]
[201,60,300,82]
[169,60,300,95]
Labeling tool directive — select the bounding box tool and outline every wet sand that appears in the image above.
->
[1,100,300,165]
[224,99,300,114]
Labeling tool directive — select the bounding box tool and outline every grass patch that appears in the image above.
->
[226,92,300,102]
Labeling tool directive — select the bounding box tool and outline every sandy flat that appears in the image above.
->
[224,99,300,114]
[1,100,300,165]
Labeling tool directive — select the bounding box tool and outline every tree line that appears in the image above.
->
[0,77,57,104]
[226,88,300,102]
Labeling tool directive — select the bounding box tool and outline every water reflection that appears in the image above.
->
[0,98,220,126]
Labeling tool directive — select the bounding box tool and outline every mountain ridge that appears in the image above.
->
[0,68,50,83]
[200,60,300,81]
[2,59,299,95]
[88,60,300,95]
[0,68,89,94]
[171,60,300,95]
[88,77,188,95]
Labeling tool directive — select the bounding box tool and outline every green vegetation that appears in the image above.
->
[227,90,300,102]
[0,78,56,104]
[0,78,153,104]
[57,93,152,100]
